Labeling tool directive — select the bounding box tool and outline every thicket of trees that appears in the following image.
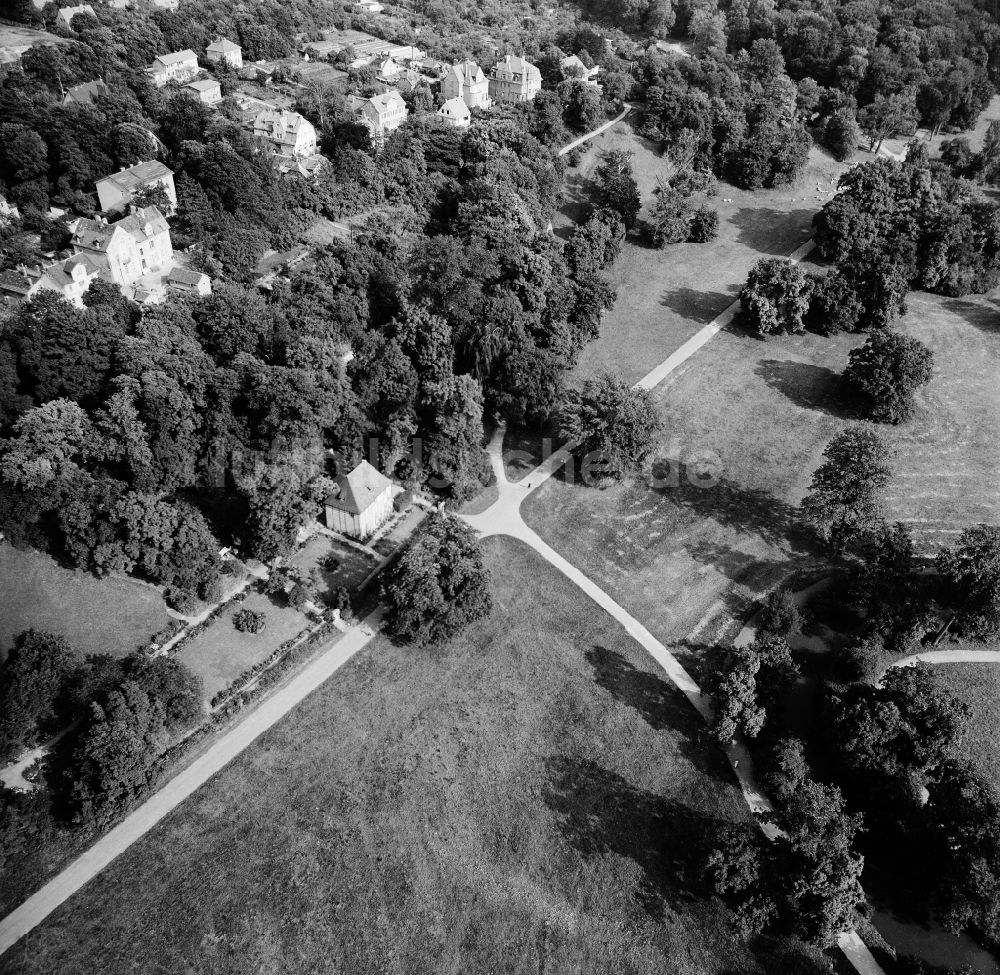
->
[382,512,492,645]
[0,631,202,822]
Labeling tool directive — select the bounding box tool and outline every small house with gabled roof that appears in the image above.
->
[324,461,393,539]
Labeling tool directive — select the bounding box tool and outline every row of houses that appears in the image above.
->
[145,37,242,89]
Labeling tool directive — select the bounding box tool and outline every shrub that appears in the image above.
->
[688,205,719,242]
[165,586,200,615]
[758,588,801,637]
[233,609,266,634]
[287,583,310,609]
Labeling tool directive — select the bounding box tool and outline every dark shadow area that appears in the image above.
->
[585,644,738,785]
[586,644,699,733]
[945,296,1000,334]
[728,207,817,256]
[660,285,738,324]
[650,461,818,557]
[557,172,596,227]
[754,358,851,417]
[542,755,709,919]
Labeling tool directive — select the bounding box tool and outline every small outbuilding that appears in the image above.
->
[324,461,393,540]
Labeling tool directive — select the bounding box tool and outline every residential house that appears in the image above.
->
[72,206,172,290]
[324,461,393,539]
[206,37,242,69]
[437,96,471,128]
[151,0,179,9]
[146,49,199,88]
[0,254,100,307]
[442,60,490,109]
[62,78,109,107]
[353,0,384,12]
[95,160,176,215]
[254,245,311,290]
[185,78,222,105]
[166,267,212,296]
[56,4,95,30]
[253,110,318,157]
[488,54,542,104]
[349,91,408,142]
[559,53,601,86]
[274,153,328,178]
[373,54,403,82]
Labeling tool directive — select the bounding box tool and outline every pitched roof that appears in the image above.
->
[207,37,240,53]
[491,54,541,84]
[0,270,35,296]
[63,79,109,106]
[449,59,485,86]
[154,49,197,67]
[326,461,392,515]
[167,267,208,286]
[97,159,173,194]
[185,78,220,92]
[115,205,169,241]
[438,96,471,120]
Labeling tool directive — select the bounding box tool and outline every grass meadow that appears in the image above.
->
[558,120,852,385]
[174,589,311,700]
[0,544,171,664]
[1,538,830,975]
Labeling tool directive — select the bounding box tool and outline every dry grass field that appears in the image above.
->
[1,539,831,975]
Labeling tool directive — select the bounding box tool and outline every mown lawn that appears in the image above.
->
[0,544,171,665]
[2,538,829,975]
[558,120,855,386]
[878,290,1000,553]
[523,297,861,668]
[174,589,312,700]
[930,658,1000,795]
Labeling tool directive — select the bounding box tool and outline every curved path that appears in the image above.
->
[558,103,633,156]
[461,223,886,975]
[0,611,383,958]
[891,647,1000,670]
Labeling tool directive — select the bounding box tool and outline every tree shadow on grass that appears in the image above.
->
[660,285,738,324]
[944,296,1000,335]
[754,359,851,417]
[651,462,817,558]
[543,755,712,919]
[727,206,818,257]
[585,644,738,784]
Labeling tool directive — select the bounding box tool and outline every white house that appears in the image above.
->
[488,54,542,104]
[71,206,173,290]
[324,461,393,539]
[560,53,601,86]
[253,110,318,157]
[442,60,491,109]
[437,96,471,128]
[56,4,95,30]
[349,91,408,142]
[0,254,100,307]
[206,37,242,69]
[166,267,212,296]
[353,0,384,13]
[146,50,199,88]
[95,160,176,215]
[185,78,222,105]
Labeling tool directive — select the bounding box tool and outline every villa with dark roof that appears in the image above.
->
[324,461,394,539]
[488,54,542,104]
